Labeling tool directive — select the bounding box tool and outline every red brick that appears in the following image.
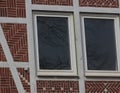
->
[7,0,16,8]
[17,68,30,93]
[0,8,7,17]
[37,80,79,93]
[17,8,26,17]
[0,45,6,62]
[0,68,30,93]
[85,81,120,93]
[0,0,7,7]
[79,0,119,8]
[0,0,26,18]
[1,23,28,62]
[16,0,25,8]
[32,0,73,6]
[0,68,18,93]
[7,8,17,17]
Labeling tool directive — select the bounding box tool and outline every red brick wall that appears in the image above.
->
[0,0,26,17]
[79,0,119,8]
[85,81,120,93]
[32,0,73,6]
[0,68,30,93]
[1,23,28,62]
[0,45,6,62]
[37,80,79,93]
[17,68,30,93]
[0,68,18,93]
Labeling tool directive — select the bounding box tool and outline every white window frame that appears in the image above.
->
[81,15,120,77]
[33,12,77,76]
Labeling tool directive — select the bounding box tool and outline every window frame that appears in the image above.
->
[81,15,120,77]
[33,12,77,76]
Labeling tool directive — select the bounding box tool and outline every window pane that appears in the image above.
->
[84,18,117,70]
[37,16,71,70]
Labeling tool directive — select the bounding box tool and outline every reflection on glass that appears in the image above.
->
[84,18,117,70]
[37,16,71,70]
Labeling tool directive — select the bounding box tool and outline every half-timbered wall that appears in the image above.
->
[0,0,120,93]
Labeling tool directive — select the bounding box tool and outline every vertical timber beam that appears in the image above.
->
[73,0,86,93]
[25,0,37,93]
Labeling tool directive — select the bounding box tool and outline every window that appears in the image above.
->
[33,12,77,76]
[82,15,120,76]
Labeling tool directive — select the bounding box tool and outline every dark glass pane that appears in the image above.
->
[84,18,117,70]
[37,16,71,70]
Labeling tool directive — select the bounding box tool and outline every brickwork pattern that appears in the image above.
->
[85,81,120,93]
[0,45,6,62]
[0,0,26,17]
[18,68,30,93]
[0,68,18,93]
[0,68,30,93]
[32,0,73,6]
[1,23,28,62]
[79,0,119,8]
[37,80,79,93]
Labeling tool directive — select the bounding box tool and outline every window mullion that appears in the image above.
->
[114,17,120,71]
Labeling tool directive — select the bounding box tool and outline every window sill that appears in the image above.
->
[85,71,120,77]
[37,70,77,76]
